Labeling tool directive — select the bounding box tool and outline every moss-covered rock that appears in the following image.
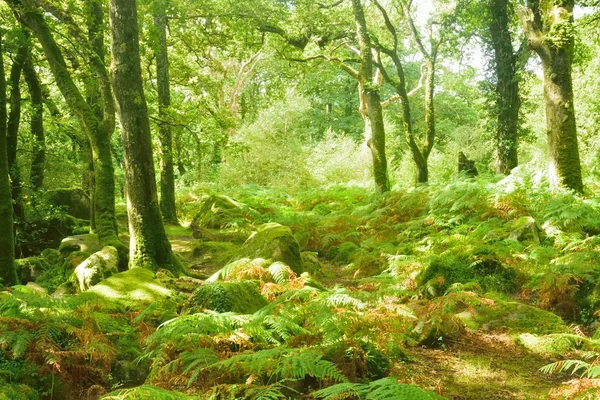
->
[457,300,568,335]
[70,246,119,292]
[58,234,101,255]
[15,256,51,284]
[516,333,594,356]
[87,268,172,308]
[237,222,304,275]
[15,215,85,257]
[185,281,267,314]
[190,194,259,232]
[45,188,90,219]
[301,251,323,276]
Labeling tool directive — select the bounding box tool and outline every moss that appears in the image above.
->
[516,333,591,356]
[189,193,259,231]
[87,268,172,308]
[185,281,267,314]
[58,234,101,255]
[15,256,51,284]
[238,222,304,274]
[457,300,568,335]
[0,378,39,400]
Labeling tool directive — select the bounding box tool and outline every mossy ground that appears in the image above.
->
[6,183,600,399]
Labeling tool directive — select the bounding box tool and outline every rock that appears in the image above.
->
[71,246,119,292]
[25,282,48,295]
[301,251,323,276]
[15,256,51,284]
[190,194,259,232]
[59,234,101,255]
[458,151,478,177]
[185,281,267,314]
[509,216,542,244]
[87,268,172,308]
[15,214,84,257]
[45,188,90,219]
[237,223,304,275]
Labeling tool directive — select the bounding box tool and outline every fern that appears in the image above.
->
[314,377,444,400]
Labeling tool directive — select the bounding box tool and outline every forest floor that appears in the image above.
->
[161,223,572,400]
[5,182,600,400]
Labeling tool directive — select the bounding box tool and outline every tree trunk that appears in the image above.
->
[153,3,178,224]
[8,0,122,243]
[520,0,583,193]
[7,42,25,220]
[542,50,582,192]
[109,0,182,274]
[22,44,45,190]
[489,0,519,175]
[351,0,389,193]
[0,33,17,286]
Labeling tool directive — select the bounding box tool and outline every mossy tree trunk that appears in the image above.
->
[8,0,122,244]
[7,41,25,220]
[520,0,583,193]
[0,33,17,286]
[153,1,178,225]
[489,0,519,175]
[109,0,182,274]
[351,0,389,193]
[373,0,438,184]
[22,37,45,190]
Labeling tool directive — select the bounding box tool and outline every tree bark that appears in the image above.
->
[351,0,389,193]
[0,33,17,286]
[153,2,178,224]
[7,42,25,220]
[109,0,182,274]
[520,0,583,193]
[22,41,45,190]
[7,0,122,243]
[489,0,519,175]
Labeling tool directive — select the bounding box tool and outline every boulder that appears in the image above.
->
[190,194,259,232]
[71,246,119,292]
[15,256,51,284]
[237,223,304,275]
[87,268,172,308]
[15,215,84,257]
[301,251,323,276]
[185,281,267,314]
[45,188,90,219]
[59,234,101,255]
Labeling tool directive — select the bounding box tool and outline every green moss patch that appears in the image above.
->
[185,281,268,314]
[458,300,568,335]
[88,268,172,308]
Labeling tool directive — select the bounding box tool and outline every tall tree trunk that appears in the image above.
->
[351,0,389,193]
[153,3,178,224]
[520,0,583,193]
[489,0,519,175]
[7,42,25,220]
[109,0,182,274]
[22,44,45,190]
[0,33,17,286]
[8,0,122,245]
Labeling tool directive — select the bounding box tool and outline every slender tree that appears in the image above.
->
[7,40,25,219]
[488,0,520,175]
[519,0,583,193]
[22,36,45,190]
[351,0,389,192]
[0,33,17,286]
[152,0,178,224]
[109,0,182,273]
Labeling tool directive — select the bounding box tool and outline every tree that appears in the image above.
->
[7,36,25,219]
[152,0,178,224]
[7,0,123,247]
[519,0,583,193]
[109,0,182,273]
[488,0,520,175]
[0,32,17,286]
[351,0,389,192]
